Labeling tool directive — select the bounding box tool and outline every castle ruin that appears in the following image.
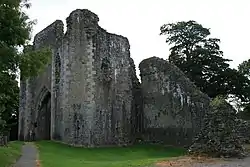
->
[18,9,210,147]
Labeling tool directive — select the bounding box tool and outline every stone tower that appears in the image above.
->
[18,9,141,147]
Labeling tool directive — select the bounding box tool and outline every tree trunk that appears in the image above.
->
[0,135,8,146]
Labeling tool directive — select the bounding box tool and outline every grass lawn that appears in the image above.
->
[36,141,186,167]
[0,141,23,167]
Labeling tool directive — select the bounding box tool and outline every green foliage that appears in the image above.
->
[0,0,51,135]
[0,72,19,135]
[0,141,23,166]
[160,20,250,101]
[210,96,227,108]
[20,47,52,79]
[238,59,250,78]
[36,141,186,167]
[0,0,34,74]
[0,0,32,47]
[236,59,250,114]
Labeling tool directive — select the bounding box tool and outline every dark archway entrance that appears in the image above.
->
[37,92,51,140]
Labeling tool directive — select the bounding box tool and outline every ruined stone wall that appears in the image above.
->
[18,21,64,141]
[19,8,249,149]
[19,9,139,146]
[18,80,26,140]
[34,20,64,140]
[59,9,138,146]
[139,57,210,146]
[92,30,133,146]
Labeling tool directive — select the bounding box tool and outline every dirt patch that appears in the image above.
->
[154,144,250,167]
[155,156,224,167]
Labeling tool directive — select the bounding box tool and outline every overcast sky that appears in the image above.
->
[27,0,250,74]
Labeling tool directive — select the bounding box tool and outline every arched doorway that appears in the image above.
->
[36,91,51,140]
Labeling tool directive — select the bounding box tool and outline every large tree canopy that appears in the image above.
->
[160,20,249,100]
[0,0,51,137]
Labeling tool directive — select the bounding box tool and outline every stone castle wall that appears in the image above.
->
[59,9,138,146]
[18,20,64,141]
[139,57,210,146]
[19,9,210,147]
[19,9,139,146]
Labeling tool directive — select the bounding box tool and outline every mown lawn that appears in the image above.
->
[0,141,23,167]
[36,141,186,167]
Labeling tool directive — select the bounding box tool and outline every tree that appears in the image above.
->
[0,0,51,140]
[239,59,250,78]
[0,73,19,132]
[160,20,248,99]
[237,59,250,115]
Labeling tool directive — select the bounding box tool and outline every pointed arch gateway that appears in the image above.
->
[35,86,51,140]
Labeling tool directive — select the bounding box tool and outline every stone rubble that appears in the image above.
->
[236,118,250,144]
[188,97,247,158]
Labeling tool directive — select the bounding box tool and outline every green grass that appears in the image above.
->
[36,141,186,167]
[0,141,23,167]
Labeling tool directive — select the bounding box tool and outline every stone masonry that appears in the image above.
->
[19,9,139,146]
[139,57,210,146]
[189,97,246,157]
[19,9,213,147]
[19,20,63,141]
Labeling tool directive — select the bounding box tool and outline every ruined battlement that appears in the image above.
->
[19,9,138,146]
[19,9,209,147]
[33,20,64,49]
[66,9,99,26]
